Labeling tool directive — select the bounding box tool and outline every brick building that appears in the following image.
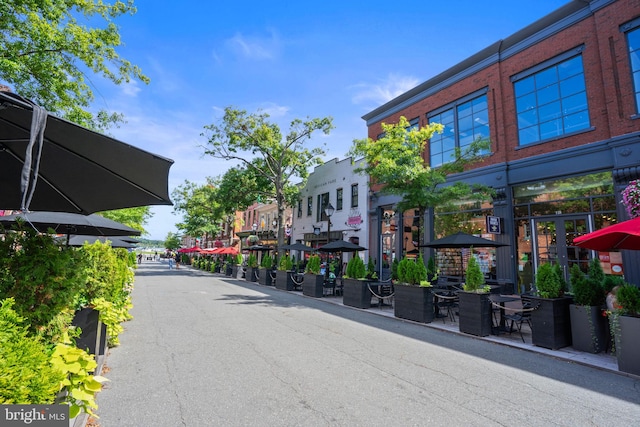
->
[363,0,640,289]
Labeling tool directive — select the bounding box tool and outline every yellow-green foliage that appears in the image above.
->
[50,340,108,418]
[464,255,486,292]
[0,298,65,404]
[91,297,131,347]
[0,229,87,337]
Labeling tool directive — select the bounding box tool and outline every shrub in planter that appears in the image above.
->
[0,298,65,404]
[569,261,607,353]
[612,284,640,375]
[394,256,434,323]
[459,255,492,337]
[344,254,365,279]
[0,229,87,339]
[529,263,572,349]
[303,255,323,297]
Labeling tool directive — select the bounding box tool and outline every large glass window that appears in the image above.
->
[623,20,640,113]
[513,49,590,145]
[336,188,343,211]
[428,92,490,167]
[307,196,312,217]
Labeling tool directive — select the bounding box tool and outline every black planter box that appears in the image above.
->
[342,278,372,309]
[225,265,233,276]
[303,274,324,297]
[258,268,273,286]
[275,270,295,291]
[569,304,607,353]
[529,296,572,350]
[394,284,434,323]
[246,267,258,282]
[616,315,640,376]
[458,292,492,337]
[72,307,107,357]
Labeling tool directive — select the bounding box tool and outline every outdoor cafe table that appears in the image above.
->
[489,295,520,335]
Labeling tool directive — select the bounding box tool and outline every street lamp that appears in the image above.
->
[324,202,334,280]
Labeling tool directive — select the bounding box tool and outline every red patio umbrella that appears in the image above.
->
[219,247,239,255]
[573,217,640,251]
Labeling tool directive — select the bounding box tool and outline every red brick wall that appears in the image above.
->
[367,0,640,169]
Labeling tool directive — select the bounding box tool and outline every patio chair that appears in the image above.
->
[502,296,535,343]
[323,277,336,296]
[435,292,458,323]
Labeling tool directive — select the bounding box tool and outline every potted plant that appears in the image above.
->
[569,260,607,353]
[303,255,324,297]
[275,255,295,291]
[394,255,435,323]
[529,262,573,350]
[458,254,492,337]
[246,253,258,282]
[258,253,274,286]
[612,283,640,375]
[342,254,372,309]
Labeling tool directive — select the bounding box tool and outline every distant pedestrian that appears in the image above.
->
[137,253,142,264]
[175,252,181,269]
[168,252,175,270]
[155,251,159,261]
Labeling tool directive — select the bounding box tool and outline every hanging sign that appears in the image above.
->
[486,216,502,234]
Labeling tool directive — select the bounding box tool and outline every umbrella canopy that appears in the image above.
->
[219,247,239,255]
[317,240,367,253]
[0,211,141,237]
[279,242,316,252]
[0,91,173,214]
[573,217,640,251]
[246,244,272,251]
[65,235,136,248]
[420,232,508,248]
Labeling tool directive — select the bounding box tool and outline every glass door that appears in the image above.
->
[533,216,590,283]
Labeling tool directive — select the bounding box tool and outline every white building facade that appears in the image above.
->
[290,157,369,271]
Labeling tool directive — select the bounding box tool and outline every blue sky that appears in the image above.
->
[93,0,569,240]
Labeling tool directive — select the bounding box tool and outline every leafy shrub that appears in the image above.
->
[617,284,640,316]
[391,258,399,281]
[464,255,486,292]
[345,255,365,279]
[366,257,377,280]
[247,254,258,268]
[536,263,562,298]
[278,256,293,271]
[305,255,321,274]
[0,298,65,404]
[261,254,273,268]
[0,229,87,337]
[572,260,605,306]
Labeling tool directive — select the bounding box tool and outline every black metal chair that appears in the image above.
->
[323,277,336,296]
[435,291,458,323]
[502,296,535,343]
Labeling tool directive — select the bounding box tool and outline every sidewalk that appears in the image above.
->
[213,265,621,376]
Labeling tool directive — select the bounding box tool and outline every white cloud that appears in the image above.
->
[224,29,281,60]
[350,73,420,107]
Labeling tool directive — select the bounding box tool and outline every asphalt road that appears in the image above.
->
[95,261,640,426]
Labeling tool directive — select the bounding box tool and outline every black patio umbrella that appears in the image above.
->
[419,232,509,248]
[0,91,174,214]
[317,240,367,253]
[64,235,136,249]
[420,232,508,276]
[0,211,141,243]
[279,242,316,252]
[246,244,273,251]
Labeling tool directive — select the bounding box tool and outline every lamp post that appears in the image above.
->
[324,202,335,279]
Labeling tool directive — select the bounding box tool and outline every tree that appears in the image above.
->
[164,232,181,251]
[171,178,220,243]
[349,116,492,251]
[202,107,333,248]
[98,207,151,236]
[0,0,148,130]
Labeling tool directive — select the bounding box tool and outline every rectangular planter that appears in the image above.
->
[258,268,273,286]
[394,284,434,323]
[303,274,324,297]
[616,315,640,376]
[72,307,107,358]
[529,296,572,350]
[246,267,258,282]
[275,270,295,291]
[458,292,492,337]
[342,278,372,309]
[569,304,608,354]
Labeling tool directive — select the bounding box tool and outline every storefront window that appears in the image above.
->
[513,172,616,290]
